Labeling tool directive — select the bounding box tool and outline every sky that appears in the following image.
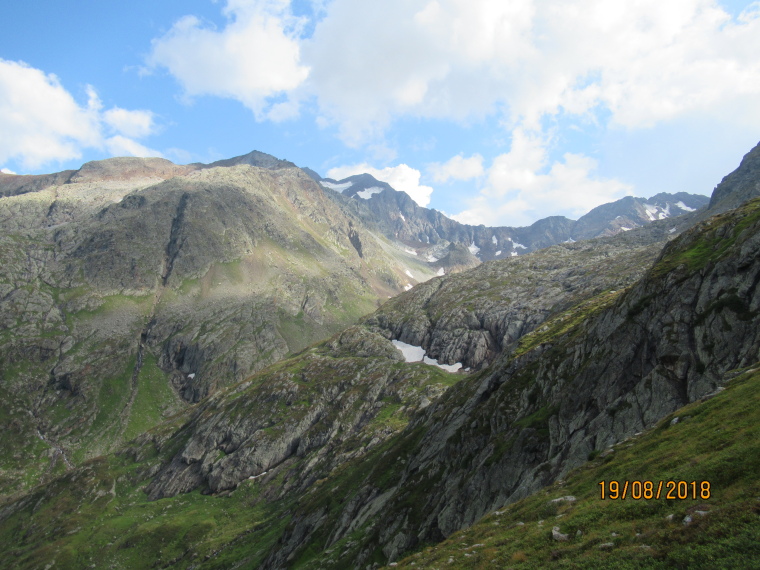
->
[1,0,759,227]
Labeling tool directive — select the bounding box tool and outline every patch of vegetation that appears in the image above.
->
[122,353,180,442]
[515,405,560,438]
[0,454,290,570]
[652,197,760,280]
[514,289,623,357]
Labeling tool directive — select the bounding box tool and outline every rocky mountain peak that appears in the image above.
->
[708,139,760,213]
[204,149,297,170]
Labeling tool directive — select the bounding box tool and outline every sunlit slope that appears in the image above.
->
[0,160,436,497]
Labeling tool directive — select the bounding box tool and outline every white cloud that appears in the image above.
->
[146,1,760,146]
[0,59,161,170]
[1,168,16,174]
[453,129,633,227]
[105,136,162,158]
[301,0,760,141]
[0,59,101,169]
[146,0,309,120]
[103,108,157,139]
[326,163,434,207]
[428,153,484,183]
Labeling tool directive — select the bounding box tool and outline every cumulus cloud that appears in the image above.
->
[428,154,484,183]
[143,0,760,223]
[303,0,760,140]
[326,163,434,207]
[146,0,760,141]
[1,168,16,174]
[0,59,161,170]
[105,136,162,158]
[453,129,633,227]
[146,0,309,119]
[103,108,157,139]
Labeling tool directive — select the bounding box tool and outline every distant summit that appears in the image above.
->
[313,171,709,260]
[203,150,296,170]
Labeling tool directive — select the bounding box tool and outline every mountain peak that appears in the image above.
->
[708,140,760,213]
[204,150,297,170]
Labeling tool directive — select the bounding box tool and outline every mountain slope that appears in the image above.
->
[1,194,757,570]
[707,141,760,214]
[392,364,760,569]
[0,143,757,569]
[258,196,760,567]
[0,154,438,497]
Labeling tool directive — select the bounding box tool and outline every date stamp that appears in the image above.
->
[599,480,711,500]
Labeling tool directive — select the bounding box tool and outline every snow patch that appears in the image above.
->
[392,340,462,372]
[512,241,527,249]
[492,235,498,245]
[392,340,426,361]
[642,203,664,221]
[404,248,417,255]
[426,254,439,263]
[676,201,696,212]
[669,227,677,234]
[563,238,575,244]
[356,186,383,199]
[404,284,413,291]
[321,181,353,191]
[495,250,502,256]
[620,226,632,231]
[399,213,406,221]
[424,356,463,373]
[405,269,414,278]
[511,251,518,257]
[188,373,196,379]
[436,267,445,276]
[468,243,480,255]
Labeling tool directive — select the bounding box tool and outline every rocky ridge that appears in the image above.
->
[316,171,708,260]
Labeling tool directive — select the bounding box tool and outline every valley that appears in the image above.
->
[0,142,758,569]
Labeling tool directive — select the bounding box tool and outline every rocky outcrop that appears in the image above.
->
[708,140,760,214]
[141,328,444,500]
[364,230,667,371]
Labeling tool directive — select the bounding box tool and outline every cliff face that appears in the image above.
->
[363,232,666,372]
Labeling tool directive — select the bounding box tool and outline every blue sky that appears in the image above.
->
[2,0,759,226]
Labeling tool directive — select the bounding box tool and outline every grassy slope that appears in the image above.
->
[0,341,464,569]
[388,366,760,569]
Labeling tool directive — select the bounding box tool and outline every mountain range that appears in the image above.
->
[0,141,758,569]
